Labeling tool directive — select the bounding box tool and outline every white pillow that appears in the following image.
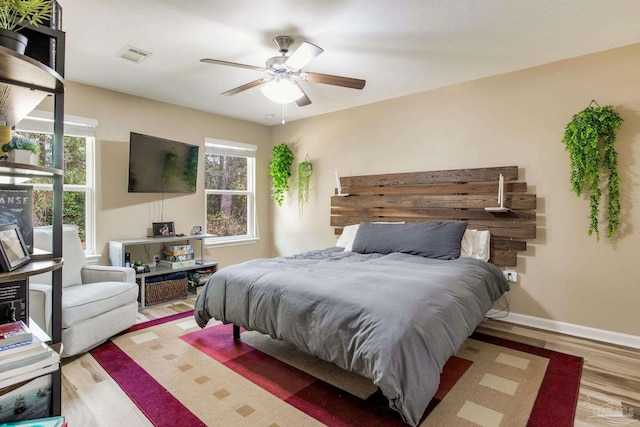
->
[336,224,360,251]
[336,222,406,252]
[460,229,491,262]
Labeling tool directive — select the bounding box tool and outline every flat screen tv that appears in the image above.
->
[128,132,199,193]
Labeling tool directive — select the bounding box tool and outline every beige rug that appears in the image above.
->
[91,311,582,426]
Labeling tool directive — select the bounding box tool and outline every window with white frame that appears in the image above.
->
[15,111,96,252]
[204,138,257,244]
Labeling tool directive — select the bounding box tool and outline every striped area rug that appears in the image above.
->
[91,311,582,426]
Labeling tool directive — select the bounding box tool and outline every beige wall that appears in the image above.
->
[51,82,272,268]
[41,42,639,337]
[270,43,640,337]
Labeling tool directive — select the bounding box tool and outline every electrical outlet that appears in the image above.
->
[503,270,518,283]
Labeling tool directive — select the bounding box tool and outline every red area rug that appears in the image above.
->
[91,311,583,426]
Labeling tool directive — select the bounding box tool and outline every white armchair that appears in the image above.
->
[29,225,139,357]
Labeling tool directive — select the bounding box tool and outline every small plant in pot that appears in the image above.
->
[2,134,40,165]
[0,0,53,54]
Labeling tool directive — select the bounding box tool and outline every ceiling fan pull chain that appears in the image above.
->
[282,103,288,124]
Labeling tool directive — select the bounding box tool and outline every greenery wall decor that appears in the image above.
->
[562,102,623,240]
[269,142,294,206]
[297,155,313,215]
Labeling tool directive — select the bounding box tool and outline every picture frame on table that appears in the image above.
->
[0,223,31,272]
[152,222,175,237]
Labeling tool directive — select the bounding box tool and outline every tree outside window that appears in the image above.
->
[204,141,256,243]
[18,132,88,244]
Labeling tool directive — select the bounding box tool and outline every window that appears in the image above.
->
[204,138,257,245]
[15,111,96,252]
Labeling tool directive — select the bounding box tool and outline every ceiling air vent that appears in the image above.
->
[117,45,152,63]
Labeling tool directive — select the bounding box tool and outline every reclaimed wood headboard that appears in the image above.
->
[330,166,536,267]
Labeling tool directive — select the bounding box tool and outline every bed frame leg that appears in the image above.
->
[233,324,240,340]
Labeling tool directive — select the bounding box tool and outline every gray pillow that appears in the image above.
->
[351,221,468,260]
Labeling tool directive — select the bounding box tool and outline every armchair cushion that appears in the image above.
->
[32,225,85,288]
[81,265,136,284]
[61,281,138,328]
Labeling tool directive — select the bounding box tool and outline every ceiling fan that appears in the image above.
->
[200,36,366,107]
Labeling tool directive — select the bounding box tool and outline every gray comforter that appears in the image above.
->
[194,248,509,426]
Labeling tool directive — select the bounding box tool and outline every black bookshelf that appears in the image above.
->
[0,11,65,417]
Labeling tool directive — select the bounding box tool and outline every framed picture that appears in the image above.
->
[0,223,31,272]
[152,222,175,237]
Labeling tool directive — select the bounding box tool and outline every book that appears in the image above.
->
[0,342,53,372]
[0,321,31,347]
[0,415,65,427]
[164,253,195,262]
[0,361,58,390]
[0,281,28,324]
[164,248,193,257]
[0,185,33,254]
[158,259,196,270]
[0,336,44,357]
[0,347,59,383]
[0,374,53,422]
[165,244,191,253]
[0,338,46,361]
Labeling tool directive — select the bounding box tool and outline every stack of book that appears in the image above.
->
[0,321,60,389]
[160,244,196,269]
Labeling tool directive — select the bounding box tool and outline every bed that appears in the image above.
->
[194,166,536,425]
[195,223,509,425]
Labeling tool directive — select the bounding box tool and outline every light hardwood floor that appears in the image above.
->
[61,297,640,426]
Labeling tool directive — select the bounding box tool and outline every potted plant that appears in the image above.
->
[562,103,623,240]
[2,134,40,165]
[269,142,294,206]
[0,0,53,54]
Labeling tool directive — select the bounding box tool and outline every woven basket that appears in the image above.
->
[139,277,188,305]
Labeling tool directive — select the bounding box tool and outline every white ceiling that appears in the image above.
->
[59,0,640,126]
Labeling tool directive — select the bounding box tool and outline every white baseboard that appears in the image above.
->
[485,310,640,350]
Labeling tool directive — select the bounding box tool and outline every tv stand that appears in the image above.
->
[109,234,217,307]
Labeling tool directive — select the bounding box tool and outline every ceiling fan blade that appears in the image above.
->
[293,82,312,107]
[303,72,366,90]
[200,58,266,72]
[285,42,324,70]
[221,78,271,96]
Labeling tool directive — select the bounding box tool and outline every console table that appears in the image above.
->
[109,234,217,307]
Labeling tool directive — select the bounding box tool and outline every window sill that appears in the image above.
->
[85,253,100,264]
[204,237,260,248]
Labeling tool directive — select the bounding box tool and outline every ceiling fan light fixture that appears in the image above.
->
[261,79,304,104]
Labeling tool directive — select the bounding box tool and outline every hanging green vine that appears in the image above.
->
[562,104,623,240]
[297,156,313,215]
[269,142,294,206]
